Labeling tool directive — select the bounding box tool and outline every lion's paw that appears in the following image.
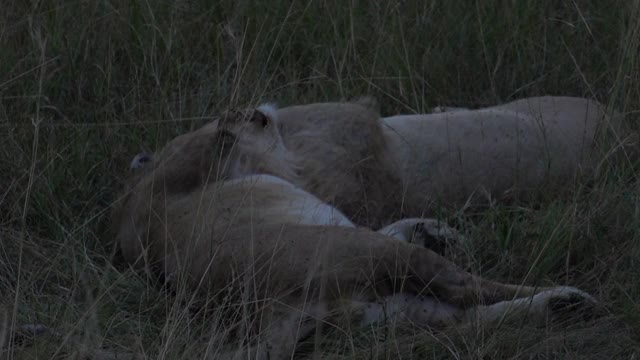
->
[410,220,469,256]
[535,286,599,321]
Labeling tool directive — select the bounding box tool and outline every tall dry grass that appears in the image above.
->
[0,0,638,358]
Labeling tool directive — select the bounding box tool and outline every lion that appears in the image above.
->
[271,96,610,228]
[116,106,596,359]
[142,96,601,229]
[129,100,403,228]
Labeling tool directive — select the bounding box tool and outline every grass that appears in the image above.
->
[1,0,639,358]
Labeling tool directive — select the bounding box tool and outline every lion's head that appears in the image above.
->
[111,104,300,268]
[125,104,299,195]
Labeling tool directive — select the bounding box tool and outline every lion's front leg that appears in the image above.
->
[377,217,468,256]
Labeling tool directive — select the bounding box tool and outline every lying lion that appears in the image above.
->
[278,96,609,226]
[116,106,596,359]
[132,96,610,229]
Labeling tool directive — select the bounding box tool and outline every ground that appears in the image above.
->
[0,0,639,359]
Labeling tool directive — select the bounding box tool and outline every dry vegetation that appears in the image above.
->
[1,0,639,359]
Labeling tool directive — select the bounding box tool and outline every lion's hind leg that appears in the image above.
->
[464,286,598,326]
[352,286,597,330]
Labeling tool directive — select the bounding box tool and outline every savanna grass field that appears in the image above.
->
[1,0,640,359]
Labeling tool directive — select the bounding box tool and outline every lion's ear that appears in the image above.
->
[218,104,277,129]
[350,96,380,113]
[217,109,256,126]
[250,109,272,128]
[218,110,244,127]
[130,152,154,172]
[255,104,278,128]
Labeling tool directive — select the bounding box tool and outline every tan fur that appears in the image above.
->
[276,96,609,224]
[129,96,609,227]
[276,102,402,227]
[383,96,608,214]
[123,106,297,191]
[115,107,596,359]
